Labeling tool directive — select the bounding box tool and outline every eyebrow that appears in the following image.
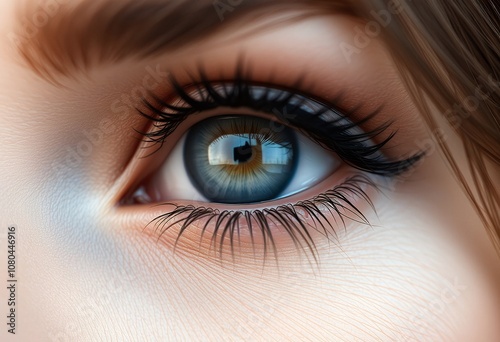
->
[11,0,348,84]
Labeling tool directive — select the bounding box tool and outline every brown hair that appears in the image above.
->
[355,0,500,251]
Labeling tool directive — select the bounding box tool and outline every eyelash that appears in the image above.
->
[133,65,422,261]
[147,174,377,263]
[137,67,422,176]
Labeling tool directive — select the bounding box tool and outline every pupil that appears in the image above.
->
[233,141,253,163]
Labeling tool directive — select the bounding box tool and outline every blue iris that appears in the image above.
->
[184,116,298,204]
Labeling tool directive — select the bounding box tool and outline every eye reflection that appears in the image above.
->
[185,116,297,204]
[208,134,291,167]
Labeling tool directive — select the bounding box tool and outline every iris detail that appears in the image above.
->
[184,115,297,203]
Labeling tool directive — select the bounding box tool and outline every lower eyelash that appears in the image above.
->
[146,174,378,263]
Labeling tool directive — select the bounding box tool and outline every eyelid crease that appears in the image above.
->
[146,174,378,264]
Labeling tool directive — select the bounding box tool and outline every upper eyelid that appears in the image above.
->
[139,73,367,140]
[137,78,424,176]
[137,80,343,143]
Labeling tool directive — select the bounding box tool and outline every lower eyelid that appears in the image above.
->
[136,171,381,263]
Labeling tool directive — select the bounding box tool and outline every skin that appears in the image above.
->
[1,1,499,341]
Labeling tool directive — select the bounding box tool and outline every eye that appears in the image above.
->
[126,78,421,206]
[121,71,423,260]
[142,114,340,204]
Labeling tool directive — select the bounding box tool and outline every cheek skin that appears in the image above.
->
[88,167,499,341]
[103,123,500,340]
[116,152,500,341]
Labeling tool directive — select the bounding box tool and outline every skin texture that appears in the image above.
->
[0,1,499,341]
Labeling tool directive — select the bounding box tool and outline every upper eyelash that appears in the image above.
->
[136,67,424,176]
[146,174,377,264]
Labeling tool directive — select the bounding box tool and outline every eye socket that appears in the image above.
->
[141,114,340,204]
[118,68,424,261]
